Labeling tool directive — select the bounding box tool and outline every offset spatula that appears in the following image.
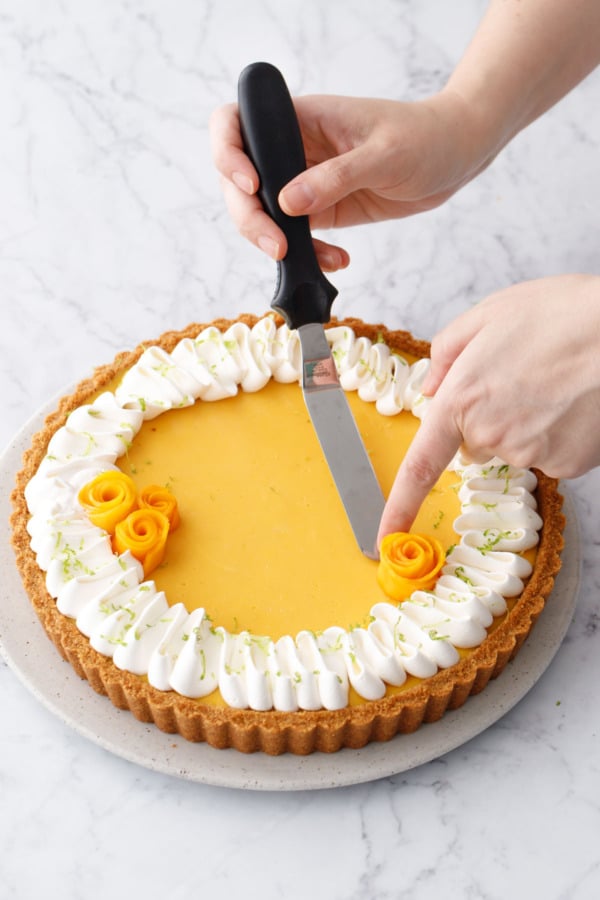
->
[238,62,385,560]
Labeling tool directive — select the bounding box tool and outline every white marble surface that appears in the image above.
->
[1,0,600,897]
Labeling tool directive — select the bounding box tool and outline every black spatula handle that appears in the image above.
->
[237,62,337,329]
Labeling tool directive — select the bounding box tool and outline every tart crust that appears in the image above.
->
[10,316,565,755]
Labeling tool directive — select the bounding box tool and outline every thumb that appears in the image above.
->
[377,402,462,545]
[278,145,373,217]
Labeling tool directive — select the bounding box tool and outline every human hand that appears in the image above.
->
[210,90,483,272]
[377,275,600,543]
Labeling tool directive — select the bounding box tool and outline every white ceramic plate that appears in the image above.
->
[0,399,580,791]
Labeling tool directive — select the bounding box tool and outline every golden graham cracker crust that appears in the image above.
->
[10,315,565,755]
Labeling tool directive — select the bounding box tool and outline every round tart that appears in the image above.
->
[10,315,565,755]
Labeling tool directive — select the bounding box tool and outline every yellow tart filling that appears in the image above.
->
[116,380,461,639]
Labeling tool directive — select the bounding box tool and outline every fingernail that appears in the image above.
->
[232,171,254,194]
[318,249,350,272]
[258,235,280,259]
[280,180,316,214]
[318,251,337,271]
[319,251,343,272]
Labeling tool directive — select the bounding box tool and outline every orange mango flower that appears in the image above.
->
[377,532,445,601]
[138,484,180,531]
[78,470,138,534]
[113,508,170,577]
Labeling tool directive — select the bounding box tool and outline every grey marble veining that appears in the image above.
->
[1,2,600,898]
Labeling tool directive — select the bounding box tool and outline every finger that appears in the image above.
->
[278,144,375,218]
[209,105,259,194]
[313,239,350,272]
[377,403,462,545]
[457,444,496,466]
[222,176,350,268]
[221,176,287,260]
[421,306,487,396]
[212,106,284,256]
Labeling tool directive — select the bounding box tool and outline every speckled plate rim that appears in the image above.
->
[0,398,580,791]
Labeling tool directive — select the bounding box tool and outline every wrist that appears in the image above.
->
[421,88,499,191]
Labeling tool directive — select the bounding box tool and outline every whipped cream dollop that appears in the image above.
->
[25,317,543,711]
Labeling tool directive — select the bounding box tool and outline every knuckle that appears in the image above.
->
[508,440,542,469]
[229,206,257,245]
[468,422,505,456]
[208,105,236,159]
[476,432,548,473]
[322,158,352,196]
[543,461,579,479]
[238,220,255,242]
[222,182,264,242]
[429,330,461,376]
[527,440,585,479]
[403,453,441,490]
[428,331,448,362]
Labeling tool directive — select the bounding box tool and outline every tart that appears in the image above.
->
[10,314,565,755]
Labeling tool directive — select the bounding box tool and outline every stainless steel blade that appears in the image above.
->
[299,323,385,560]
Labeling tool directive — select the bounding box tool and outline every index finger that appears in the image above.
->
[377,403,462,545]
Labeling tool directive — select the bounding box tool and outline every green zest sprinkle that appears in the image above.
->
[432,509,445,530]
[477,529,514,553]
[454,566,474,586]
[428,627,450,642]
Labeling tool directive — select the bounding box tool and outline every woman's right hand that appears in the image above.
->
[209,90,485,272]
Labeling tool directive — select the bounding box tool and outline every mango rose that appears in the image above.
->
[377,532,445,601]
[138,484,180,530]
[113,508,170,577]
[78,470,138,534]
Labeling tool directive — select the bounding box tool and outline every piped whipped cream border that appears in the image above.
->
[24,316,543,712]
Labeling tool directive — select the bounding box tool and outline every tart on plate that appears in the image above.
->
[10,315,564,755]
